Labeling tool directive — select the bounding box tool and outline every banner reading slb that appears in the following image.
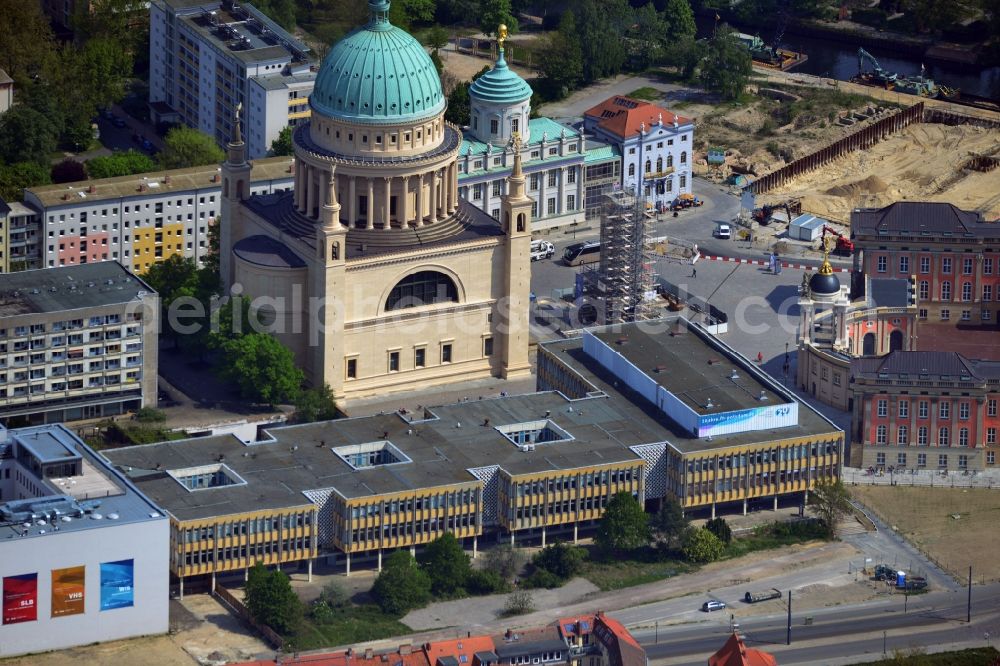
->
[3,573,38,624]
[51,566,86,617]
[99,559,134,611]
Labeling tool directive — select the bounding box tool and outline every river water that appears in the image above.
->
[696,18,1000,100]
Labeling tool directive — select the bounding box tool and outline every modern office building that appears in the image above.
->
[219,1,532,403]
[104,317,842,587]
[234,612,646,666]
[149,0,315,158]
[850,202,1000,328]
[0,199,43,272]
[850,351,1000,472]
[0,424,169,658]
[23,157,293,274]
[456,44,620,228]
[0,263,159,426]
[583,95,694,211]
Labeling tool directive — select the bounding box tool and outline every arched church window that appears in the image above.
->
[628,164,635,177]
[517,213,526,232]
[490,118,499,134]
[332,241,339,260]
[386,271,459,311]
[512,117,519,134]
[681,151,687,164]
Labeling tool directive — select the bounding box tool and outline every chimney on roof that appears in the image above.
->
[62,193,70,200]
[398,644,412,656]
[365,648,374,659]
[88,184,96,193]
[212,173,220,182]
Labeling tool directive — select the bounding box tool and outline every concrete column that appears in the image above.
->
[346,552,351,576]
[383,177,391,229]
[348,176,357,227]
[573,523,578,544]
[211,571,216,592]
[245,568,248,582]
[410,546,416,556]
[366,178,374,229]
[510,531,515,547]
[402,176,411,227]
[773,495,779,511]
[711,502,716,519]
[179,577,184,599]
[304,165,314,217]
[541,526,546,548]
[473,535,478,559]
[449,163,458,211]
[557,167,565,217]
[378,549,383,572]
[430,170,439,222]
[308,559,313,582]
[415,172,424,227]
[743,498,748,515]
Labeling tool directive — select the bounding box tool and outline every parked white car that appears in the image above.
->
[530,239,555,261]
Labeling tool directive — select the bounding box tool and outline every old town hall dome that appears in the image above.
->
[309,0,445,125]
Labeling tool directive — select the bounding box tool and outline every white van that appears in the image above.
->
[714,223,732,240]
[530,239,554,261]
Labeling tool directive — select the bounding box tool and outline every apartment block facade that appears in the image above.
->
[850,202,1000,327]
[851,351,1000,472]
[0,200,43,272]
[22,157,293,274]
[0,263,158,425]
[149,0,315,158]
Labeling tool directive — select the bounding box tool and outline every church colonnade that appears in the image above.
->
[293,159,460,229]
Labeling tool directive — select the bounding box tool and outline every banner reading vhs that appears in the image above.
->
[51,566,85,617]
[3,573,38,624]
[100,560,134,611]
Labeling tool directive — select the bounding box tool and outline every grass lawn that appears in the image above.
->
[580,554,696,592]
[627,86,663,101]
[854,647,999,665]
[286,605,410,652]
[851,486,1000,583]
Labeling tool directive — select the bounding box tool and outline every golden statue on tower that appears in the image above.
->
[498,24,508,49]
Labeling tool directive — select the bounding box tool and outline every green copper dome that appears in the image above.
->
[469,48,533,105]
[310,0,445,124]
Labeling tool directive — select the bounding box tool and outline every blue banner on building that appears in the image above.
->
[99,559,134,611]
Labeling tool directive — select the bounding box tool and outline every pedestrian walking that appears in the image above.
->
[757,351,763,364]
[691,268,697,278]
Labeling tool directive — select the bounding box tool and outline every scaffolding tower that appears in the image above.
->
[598,190,654,323]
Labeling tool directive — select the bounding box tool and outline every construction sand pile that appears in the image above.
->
[762,123,1000,222]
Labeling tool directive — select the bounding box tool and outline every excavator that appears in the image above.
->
[856,48,897,89]
[821,225,854,255]
[753,201,793,226]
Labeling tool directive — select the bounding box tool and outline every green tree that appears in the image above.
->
[372,551,432,615]
[436,0,478,24]
[253,0,298,30]
[0,0,55,85]
[445,81,472,125]
[699,27,752,101]
[704,517,733,545]
[293,384,339,423]
[479,0,518,37]
[532,541,585,580]
[595,491,650,555]
[51,159,87,184]
[316,580,348,609]
[0,105,59,165]
[418,532,471,596]
[664,36,707,81]
[484,543,523,583]
[681,526,725,563]
[218,332,304,405]
[86,150,157,179]
[652,497,689,550]
[661,0,697,43]
[72,0,148,57]
[270,126,294,156]
[808,478,853,538]
[0,162,51,201]
[630,3,665,70]
[430,48,444,75]
[501,589,534,616]
[143,255,201,346]
[159,126,225,169]
[538,11,583,98]
[425,24,450,51]
[575,0,630,82]
[78,38,132,111]
[396,0,436,24]
[244,562,303,634]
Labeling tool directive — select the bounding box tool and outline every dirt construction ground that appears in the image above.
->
[852,486,1000,583]
[759,122,1000,223]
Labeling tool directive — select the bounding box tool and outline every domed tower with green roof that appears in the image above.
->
[468,25,533,145]
[220,0,533,406]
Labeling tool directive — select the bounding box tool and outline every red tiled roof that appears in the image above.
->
[425,636,497,666]
[708,633,778,666]
[583,96,691,140]
[556,614,596,638]
[591,613,646,666]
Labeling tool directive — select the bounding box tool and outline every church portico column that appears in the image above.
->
[402,176,411,227]
[304,165,315,218]
[294,161,304,212]
[429,170,439,223]
[366,177,374,229]
[383,177,391,230]
[348,176,357,227]
[415,172,424,227]
[452,162,459,210]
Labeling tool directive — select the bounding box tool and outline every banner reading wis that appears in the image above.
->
[2,573,37,625]
[99,559,134,611]
[51,566,86,617]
